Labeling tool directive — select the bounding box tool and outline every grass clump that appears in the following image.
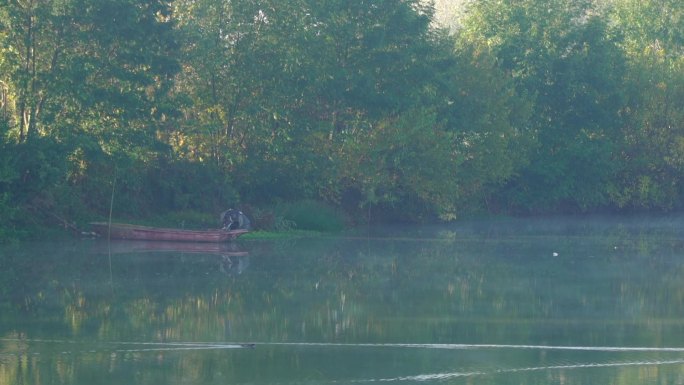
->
[277,200,345,232]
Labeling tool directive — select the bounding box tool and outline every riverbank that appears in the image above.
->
[0,203,344,244]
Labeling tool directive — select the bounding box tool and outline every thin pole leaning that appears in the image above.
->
[107,168,117,289]
[107,168,117,241]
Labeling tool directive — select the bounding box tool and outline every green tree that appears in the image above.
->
[1,0,179,145]
[172,0,462,211]
[171,0,534,219]
[607,0,684,209]
[172,0,318,202]
[0,0,180,228]
[460,0,627,212]
[441,40,533,214]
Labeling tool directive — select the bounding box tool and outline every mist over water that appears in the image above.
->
[2,215,684,384]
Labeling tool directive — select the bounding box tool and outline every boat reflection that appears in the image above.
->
[93,240,250,276]
[96,240,248,256]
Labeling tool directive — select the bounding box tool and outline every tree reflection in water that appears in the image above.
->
[3,217,684,384]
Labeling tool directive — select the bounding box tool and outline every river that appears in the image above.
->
[2,216,684,384]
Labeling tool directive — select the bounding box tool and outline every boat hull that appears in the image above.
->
[90,222,247,243]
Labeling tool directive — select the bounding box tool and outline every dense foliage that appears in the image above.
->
[0,0,682,238]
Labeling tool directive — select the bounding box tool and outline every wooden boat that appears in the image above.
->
[90,222,248,243]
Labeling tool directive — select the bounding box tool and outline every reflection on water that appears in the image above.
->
[2,216,684,384]
[92,240,251,277]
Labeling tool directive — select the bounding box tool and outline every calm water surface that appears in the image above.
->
[2,216,684,384]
